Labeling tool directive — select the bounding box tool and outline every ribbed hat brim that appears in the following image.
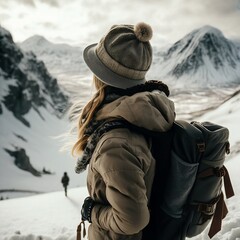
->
[83,44,146,89]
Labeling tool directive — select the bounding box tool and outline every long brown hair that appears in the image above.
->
[71,75,107,156]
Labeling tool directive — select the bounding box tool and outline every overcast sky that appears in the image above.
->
[0,0,240,46]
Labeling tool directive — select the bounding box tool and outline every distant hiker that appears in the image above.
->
[61,172,69,197]
[72,23,175,240]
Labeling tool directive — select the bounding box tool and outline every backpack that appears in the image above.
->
[142,120,235,240]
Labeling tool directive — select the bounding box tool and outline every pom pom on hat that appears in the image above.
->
[134,22,153,42]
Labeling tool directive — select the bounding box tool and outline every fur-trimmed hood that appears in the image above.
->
[75,81,175,174]
[95,89,175,133]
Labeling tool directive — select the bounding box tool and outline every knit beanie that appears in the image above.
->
[83,22,153,89]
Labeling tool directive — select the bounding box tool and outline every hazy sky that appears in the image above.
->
[0,0,240,46]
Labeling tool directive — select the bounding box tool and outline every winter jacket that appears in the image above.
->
[87,90,175,240]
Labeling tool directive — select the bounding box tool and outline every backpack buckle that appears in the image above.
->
[214,167,226,177]
[197,203,215,215]
[197,143,205,152]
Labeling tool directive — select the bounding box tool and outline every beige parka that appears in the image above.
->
[86,90,175,240]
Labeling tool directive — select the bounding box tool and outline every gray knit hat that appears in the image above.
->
[83,22,153,89]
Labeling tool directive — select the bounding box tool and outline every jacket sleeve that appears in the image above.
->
[91,138,150,235]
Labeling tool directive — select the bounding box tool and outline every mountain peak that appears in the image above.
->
[165,25,227,60]
[160,25,240,86]
[21,35,50,46]
[180,25,225,50]
[193,25,223,38]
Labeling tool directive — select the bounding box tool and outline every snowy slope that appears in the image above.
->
[198,90,240,149]
[0,153,239,240]
[0,105,87,198]
[0,187,88,240]
[151,25,240,89]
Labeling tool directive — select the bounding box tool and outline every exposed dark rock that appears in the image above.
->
[172,47,204,77]
[14,133,28,142]
[42,167,53,175]
[0,29,23,68]
[3,84,32,115]
[0,26,69,126]
[5,148,41,177]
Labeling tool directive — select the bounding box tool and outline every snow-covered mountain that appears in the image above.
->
[19,35,88,77]
[19,36,92,99]
[20,25,240,94]
[0,27,86,197]
[0,27,69,126]
[151,25,240,88]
